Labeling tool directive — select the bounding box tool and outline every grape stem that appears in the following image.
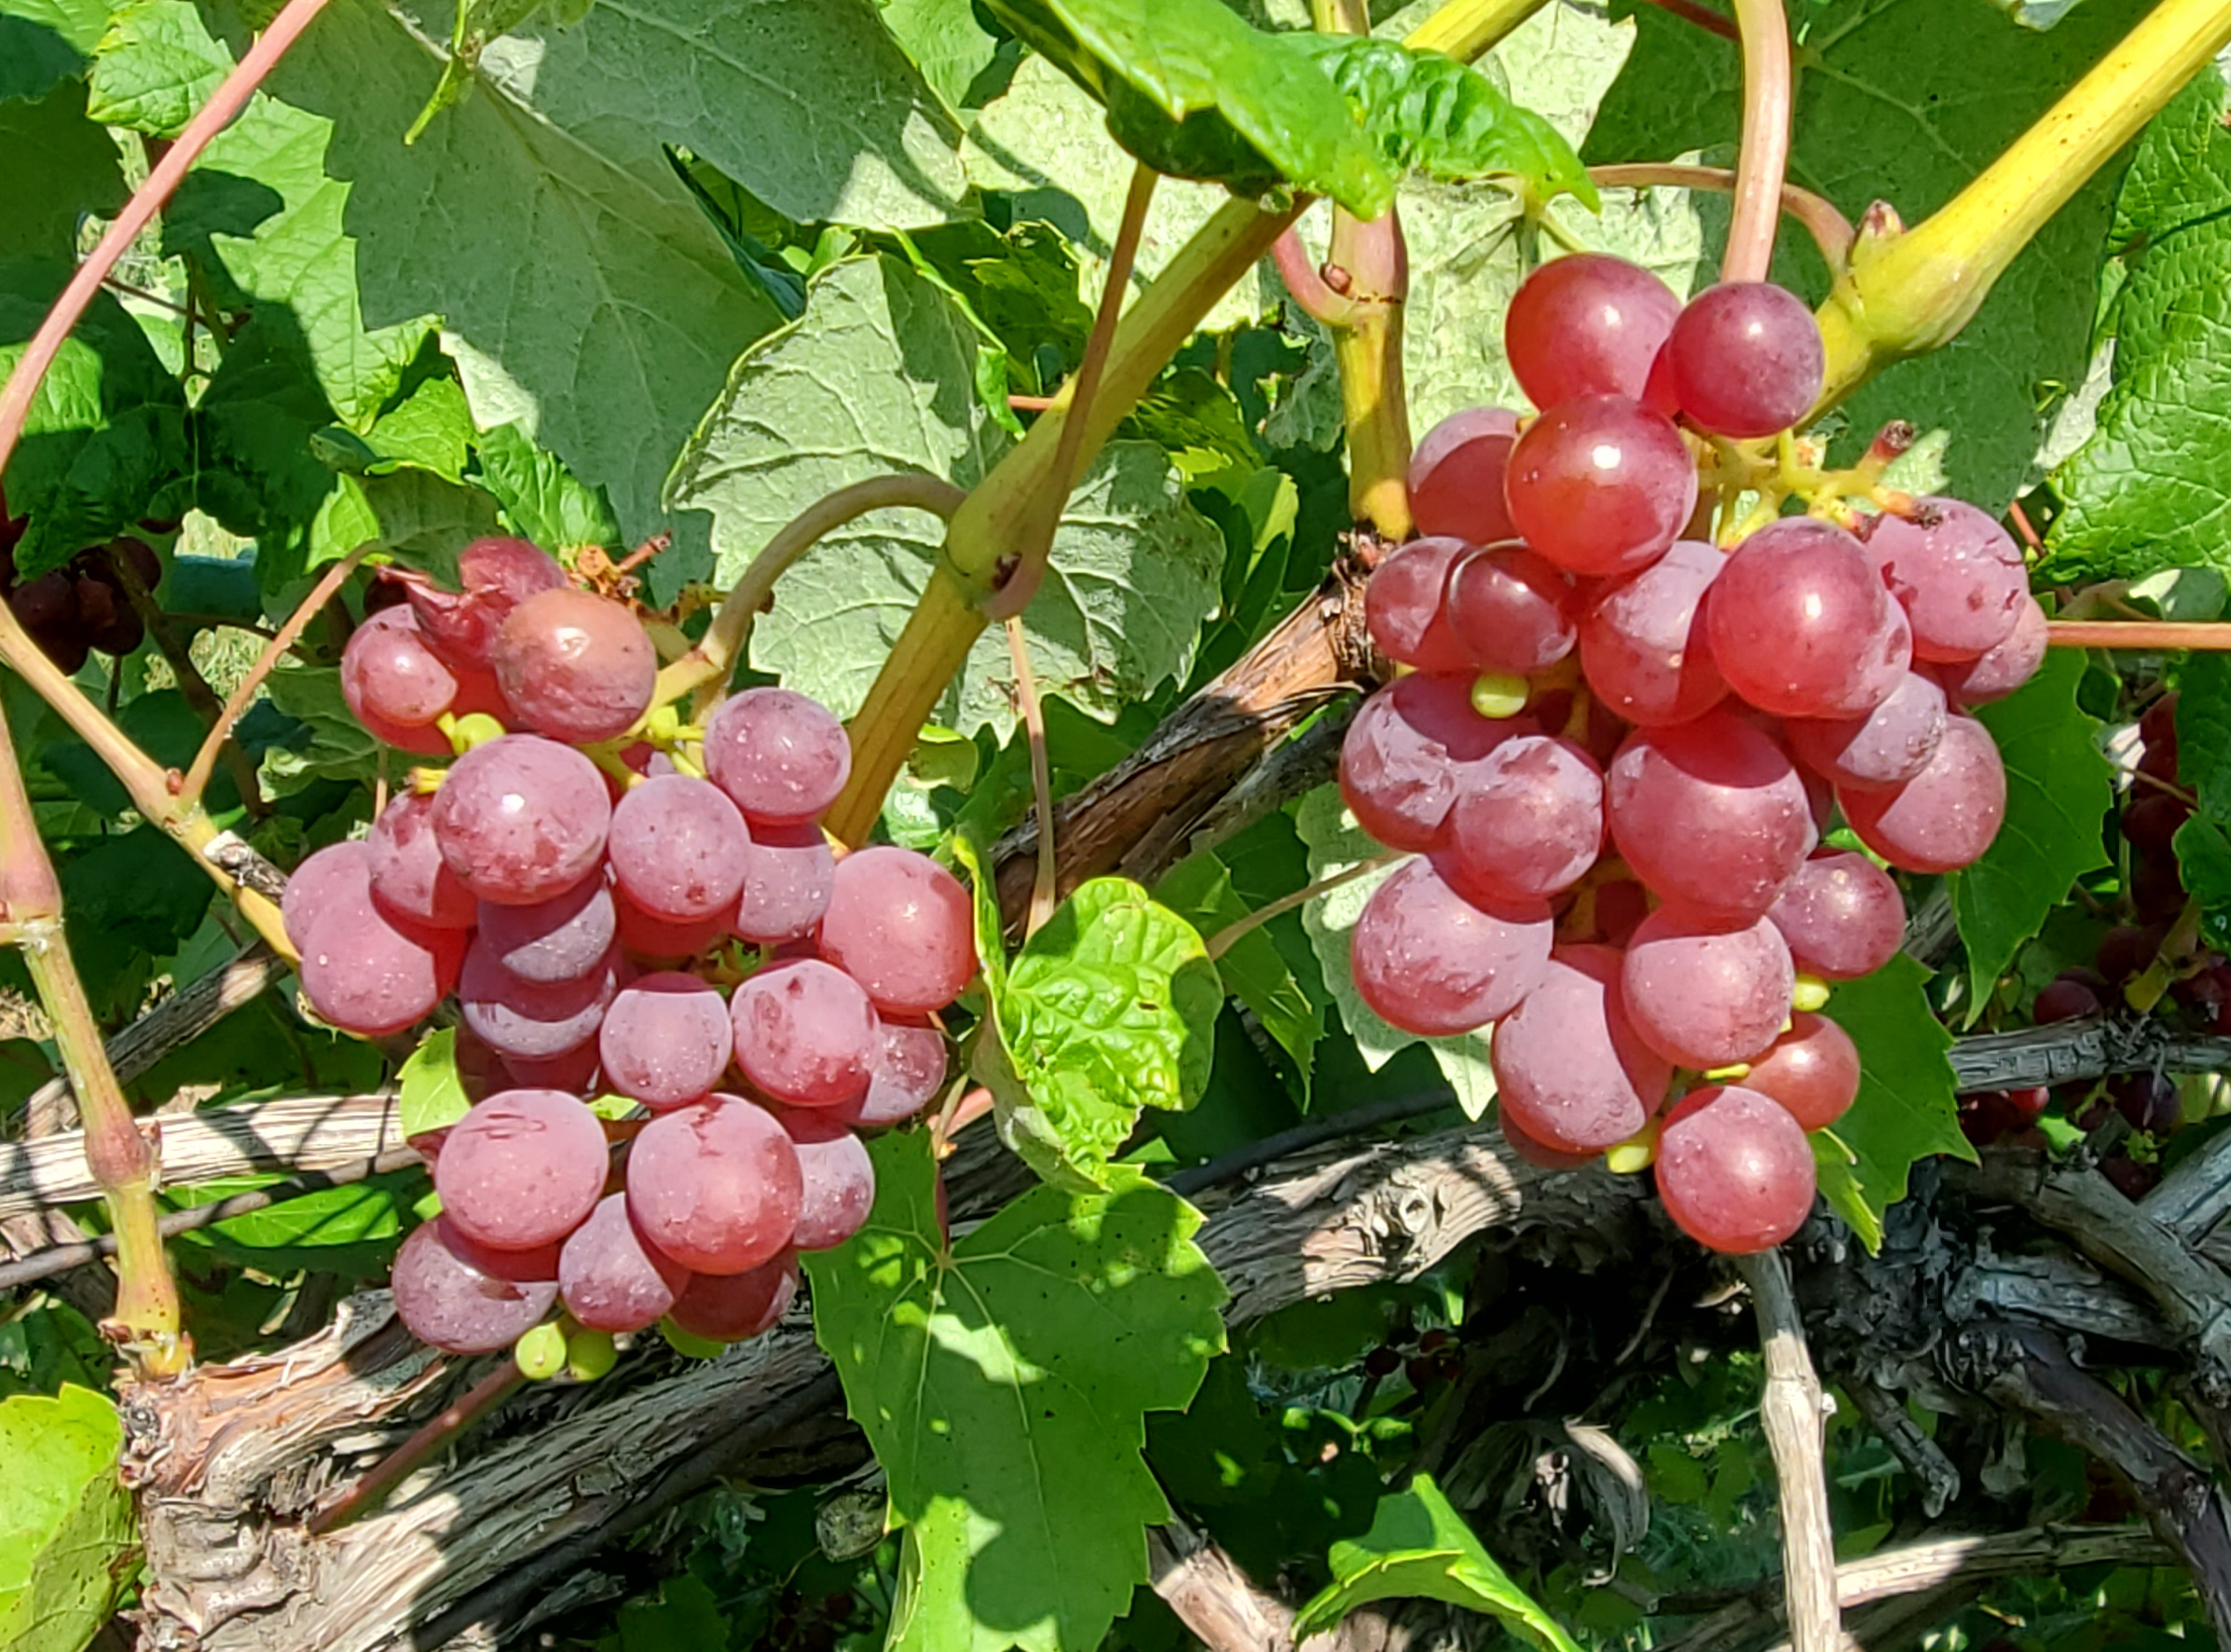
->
[1634,0,1741,43]
[1004,617,1060,938]
[1590,164,1855,269]
[1402,0,1551,58]
[2049,620,2231,651]
[1722,0,1795,284]
[308,1358,527,1536]
[1202,853,1398,963]
[1736,1248,1841,1652]
[1269,225,1362,329]
[0,698,187,1376]
[648,473,967,717]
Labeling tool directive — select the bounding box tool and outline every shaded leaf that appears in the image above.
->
[1155,850,1319,1104]
[0,79,126,265]
[0,0,108,104]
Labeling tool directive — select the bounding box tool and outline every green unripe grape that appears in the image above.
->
[566,1327,618,1382]
[514,1320,567,1381]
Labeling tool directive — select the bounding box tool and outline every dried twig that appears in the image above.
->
[1735,1250,1840,1652]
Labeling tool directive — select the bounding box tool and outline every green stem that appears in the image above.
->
[1403,0,1552,58]
[1723,0,1796,283]
[1005,615,1058,937]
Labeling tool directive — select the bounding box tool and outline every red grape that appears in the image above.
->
[667,1252,798,1342]
[476,875,616,984]
[391,1218,559,1355]
[367,790,476,930]
[1578,538,1730,727]
[1444,545,1578,675]
[1504,254,1680,407]
[342,607,459,730]
[816,846,977,1016]
[1499,1105,1599,1169]
[459,939,624,1058]
[1490,943,1669,1153]
[1350,857,1552,1036]
[491,586,656,744]
[608,772,750,922]
[559,1194,690,1333]
[431,734,612,906]
[1864,498,2026,663]
[1503,396,1697,577]
[1622,908,1794,1070]
[731,959,878,1106]
[625,1095,801,1274]
[612,886,728,963]
[1765,852,1905,980]
[2033,976,2102,1025]
[1937,594,2046,706]
[1654,1085,1816,1252]
[771,1108,876,1250]
[283,840,373,951]
[830,1016,949,1127]
[732,819,835,946]
[1784,669,1947,792]
[1744,1012,1859,1131]
[1407,407,1519,544]
[500,1042,603,1094]
[400,537,567,670]
[1707,517,1908,718]
[704,687,852,826]
[599,972,734,1110]
[1364,537,1471,674]
[298,878,464,1039]
[1606,709,1815,921]
[1339,675,1528,851]
[1445,735,1604,901]
[1659,282,1824,439]
[2123,792,2192,858]
[2113,1072,2181,1135]
[1840,715,2006,874]
[435,1089,609,1252]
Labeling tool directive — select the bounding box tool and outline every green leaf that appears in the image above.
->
[2182,653,2231,821]
[948,830,1011,1007]
[667,255,1223,738]
[976,878,1219,1188]
[2175,814,2231,951]
[87,0,228,138]
[351,373,476,482]
[805,1132,1225,1652]
[257,661,382,792]
[1815,956,1973,1252]
[979,0,1394,212]
[1293,1472,1580,1652]
[880,0,1002,113]
[1293,786,1496,1119]
[470,421,622,553]
[398,1027,471,1139]
[0,79,126,264]
[1950,649,2114,1012]
[309,469,500,582]
[1155,851,1319,1104]
[0,1385,135,1652]
[0,0,109,104]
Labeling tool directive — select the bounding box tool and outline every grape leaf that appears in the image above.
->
[1293,785,1497,1119]
[469,422,622,554]
[1155,850,1320,1104]
[805,1131,1225,1652]
[257,662,382,793]
[880,0,1002,113]
[666,254,1223,739]
[2181,653,2231,822]
[0,0,107,104]
[308,468,500,583]
[0,79,125,265]
[2175,814,2231,952]
[168,1173,415,1278]
[1950,649,2114,1014]
[0,1385,135,1652]
[398,1026,471,1139]
[1293,1472,1581,1652]
[1583,0,2154,509]
[86,0,227,138]
[1815,955,1973,1252]
[974,877,1220,1189]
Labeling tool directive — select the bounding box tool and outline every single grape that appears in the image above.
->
[1937,595,2047,706]
[1490,943,1670,1153]
[435,1088,610,1252]
[2033,976,2101,1026]
[1339,675,1529,851]
[1864,498,2026,663]
[459,939,624,1059]
[2114,1072,2181,1136]
[1840,715,2006,874]
[1499,1105,1599,1169]
[283,840,373,952]
[613,886,728,963]
[2122,792,2191,859]
[704,687,852,826]
[299,895,465,1039]
[1606,709,1816,921]
[342,606,459,730]
[1744,1012,1860,1131]
[1577,539,1729,727]
[367,790,477,930]
[1503,396,1697,578]
[1764,852,1905,980]
[1654,1085,1817,1253]
[1350,857,1552,1036]
[1364,537,1471,673]
[1504,254,1681,407]
[1660,282,1825,438]
[667,1252,799,1342]
[2098,921,2168,985]
[1707,518,1908,718]
[600,972,734,1110]
[1407,408,1520,544]
[625,1095,802,1275]
[732,820,835,946]
[500,1042,602,1094]
[474,875,615,984]
[399,537,568,670]
[431,734,612,907]
[560,1194,691,1333]
[731,959,878,1106]
[607,772,749,922]
[771,1108,876,1250]
[1622,908,1795,1070]
[1785,669,1947,792]
[2132,853,2186,922]
[827,1016,949,1128]
[353,697,455,756]
[1444,545,1578,676]
[391,1218,560,1355]
[816,846,977,1016]
[1444,735,1604,902]
[490,586,656,744]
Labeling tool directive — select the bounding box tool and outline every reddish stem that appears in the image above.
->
[1723,0,1796,283]
[1639,0,1741,42]
[308,1358,526,1535]
[1270,225,1361,328]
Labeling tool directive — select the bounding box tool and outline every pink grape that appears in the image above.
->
[1840,714,2006,874]
[491,586,656,744]
[500,1043,601,1094]
[560,1195,690,1333]
[828,1016,949,1127]
[1865,498,2026,663]
[1349,857,1551,1036]
[772,1108,876,1250]
[1745,1012,1860,1131]
[1765,852,1906,981]
[732,959,878,1105]
[1621,908,1795,1070]
[625,1096,802,1274]
[1503,396,1697,578]
[459,940,624,1058]
[1785,669,1947,792]
[1504,254,1680,406]
[608,772,749,922]
[1578,539,1730,727]
[1499,1105,1598,1169]
[612,886,728,963]
[1364,537,1472,673]
[434,1089,609,1252]
[283,840,372,951]
[342,607,458,729]
[1655,1085,1816,1253]
[1605,709,1815,920]
[1490,944,1670,1154]
[400,538,567,670]
[1407,408,1519,544]
[355,700,454,756]
[431,735,612,906]
[599,972,734,1110]
[298,879,464,1039]
[667,1252,798,1342]
[391,1218,559,1355]
[1938,594,2047,706]
[1707,517,1909,718]
[1338,675,1528,851]
[732,820,835,946]
[475,875,615,984]
[1444,546,1578,675]
[816,846,977,1015]
[1445,735,1603,901]
[704,687,852,826]
[1659,282,1825,438]
[367,790,476,930]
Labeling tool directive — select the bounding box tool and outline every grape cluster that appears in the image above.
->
[0,512,158,671]
[285,538,977,1358]
[1344,254,2048,1255]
